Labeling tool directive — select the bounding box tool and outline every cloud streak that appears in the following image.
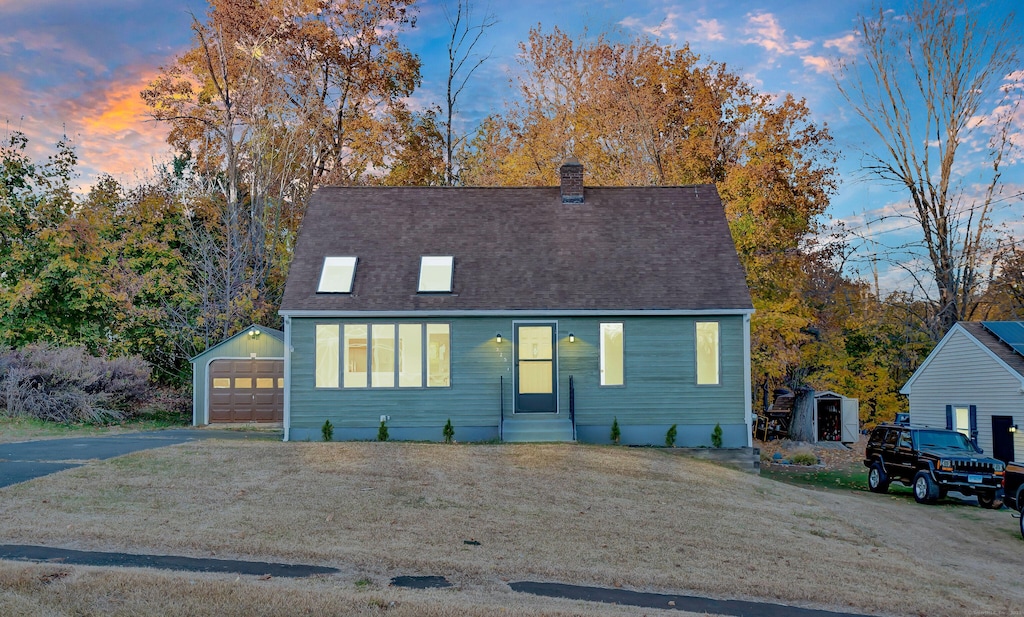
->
[742,12,812,57]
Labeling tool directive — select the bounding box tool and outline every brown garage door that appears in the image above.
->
[209,359,283,422]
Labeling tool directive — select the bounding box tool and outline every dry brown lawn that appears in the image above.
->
[1,440,1022,617]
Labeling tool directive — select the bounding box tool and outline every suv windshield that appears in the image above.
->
[915,430,974,451]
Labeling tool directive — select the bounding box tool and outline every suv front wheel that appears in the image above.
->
[977,491,1002,509]
[868,463,890,494]
[913,471,939,504]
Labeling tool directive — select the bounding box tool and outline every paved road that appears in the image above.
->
[0,544,336,578]
[0,429,280,488]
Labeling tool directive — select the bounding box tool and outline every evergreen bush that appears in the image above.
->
[321,419,334,442]
[377,419,389,441]
[711,423,723,448]
[665,424,677,447]
[610,417,621,445]
[443,418,454,443]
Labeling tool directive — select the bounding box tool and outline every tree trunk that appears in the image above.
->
[790,387,815,442]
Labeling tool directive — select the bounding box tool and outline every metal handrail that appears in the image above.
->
[499,375,504,442]
[569,374,576,441]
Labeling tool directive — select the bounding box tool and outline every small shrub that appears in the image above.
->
[322,419,334,442]
[377,419,389,442]
[665,424,677,447]
[610,417,621,445]
[711,423,723,448]
[443,418,454,443]
[789,450,818,466]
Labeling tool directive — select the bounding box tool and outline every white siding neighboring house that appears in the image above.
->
[900,322,1024,463]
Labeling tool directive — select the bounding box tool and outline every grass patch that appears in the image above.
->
[762,465,871,492]
[0,442,1019,617]
[0,412,189,444]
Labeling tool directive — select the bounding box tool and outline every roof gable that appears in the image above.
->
[281,185,753,313]
[189,324,284,363]
[900,322,1024,394]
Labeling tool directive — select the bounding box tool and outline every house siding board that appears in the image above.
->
[288,315,746,443]
[907,328,1023,455]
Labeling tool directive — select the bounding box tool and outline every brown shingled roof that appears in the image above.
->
[280,185,753,313]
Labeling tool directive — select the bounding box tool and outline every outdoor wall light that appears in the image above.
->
[569,333,575,343]
[496,333,502,344]
[248,328,261,339]
[1011,425,1019,434]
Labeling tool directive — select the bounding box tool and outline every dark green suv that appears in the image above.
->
[864,423,1005,508]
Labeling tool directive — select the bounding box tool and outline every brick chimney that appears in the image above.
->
[559,158,584,204]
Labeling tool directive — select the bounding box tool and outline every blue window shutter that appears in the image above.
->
[969,405,978,446]
[945,405,952,430]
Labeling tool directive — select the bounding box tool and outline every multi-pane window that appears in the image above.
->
[317,323,449,388]
[600,323,624,386]
[695,321,720,385]
[317,257,357,293]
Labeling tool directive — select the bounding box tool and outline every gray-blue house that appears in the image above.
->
[279,161,754,445]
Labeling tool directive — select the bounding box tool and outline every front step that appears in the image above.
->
[502,415,574,442]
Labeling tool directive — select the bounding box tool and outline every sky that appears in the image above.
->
[1,0,1021,293]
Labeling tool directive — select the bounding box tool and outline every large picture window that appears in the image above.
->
[600,323,624,386]
[695,321,720,385]
[316,323,449,389]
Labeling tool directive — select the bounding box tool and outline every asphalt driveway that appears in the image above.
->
[0,429,280,488]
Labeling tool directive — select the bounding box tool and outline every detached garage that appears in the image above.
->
[190,324,285,425]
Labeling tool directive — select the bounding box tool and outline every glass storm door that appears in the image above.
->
[515,323,557,413]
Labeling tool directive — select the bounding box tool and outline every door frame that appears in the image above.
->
[512,320,559,414]
[204,356,285,424]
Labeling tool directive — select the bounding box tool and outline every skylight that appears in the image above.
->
[418,256,454,293]
[317,256,357,293]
